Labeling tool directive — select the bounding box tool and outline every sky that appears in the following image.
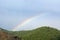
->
[0,0,60,31]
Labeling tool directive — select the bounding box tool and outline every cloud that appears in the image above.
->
[17,13,60,31]
[0,0,60,12]
[0,0,60,30]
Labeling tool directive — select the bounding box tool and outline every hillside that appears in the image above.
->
[0,26,60,40]
[0,28,21,40]
[11,26,60,40]
[23,27,60,40]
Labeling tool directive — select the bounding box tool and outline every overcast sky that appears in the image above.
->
[0,0,60,31]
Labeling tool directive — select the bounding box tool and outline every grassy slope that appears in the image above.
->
[23,27,60,40]
[0,26,60,40]
[10,31,32,37]
[11,26,60,40]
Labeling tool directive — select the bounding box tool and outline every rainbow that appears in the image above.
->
[12,13,47,31]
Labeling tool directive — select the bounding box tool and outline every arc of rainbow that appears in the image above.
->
[12,13,47,31]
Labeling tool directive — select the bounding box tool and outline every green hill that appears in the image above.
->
[23,27,60,40]
[0,26,60,40]
[11,26,60,40]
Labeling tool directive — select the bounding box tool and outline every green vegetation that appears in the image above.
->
[11,26,60,40]
[0,26,60,40]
